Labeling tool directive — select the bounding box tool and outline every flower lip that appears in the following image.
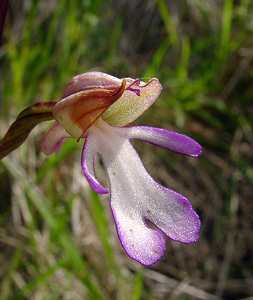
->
[82,120,201,266]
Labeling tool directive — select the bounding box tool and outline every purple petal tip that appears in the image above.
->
[124,126,202,157]
[110,202,166,266]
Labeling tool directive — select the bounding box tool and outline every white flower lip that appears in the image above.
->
[81,121,201,266]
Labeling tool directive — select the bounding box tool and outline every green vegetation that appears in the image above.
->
[0,1,253,299]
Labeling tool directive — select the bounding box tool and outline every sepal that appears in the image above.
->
[103,78,162,126]
[53,80,126,138]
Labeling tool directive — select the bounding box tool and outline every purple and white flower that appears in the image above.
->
[40,71,202,266]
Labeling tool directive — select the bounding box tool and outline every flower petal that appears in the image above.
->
[40,122,70,155]
[103,78,162,126]
[63,71,123,97]
[123,126,202,157]
[87,121,200,265]
[53,80,126,138]
[81,132,109,194]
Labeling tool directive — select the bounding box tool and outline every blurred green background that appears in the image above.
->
[0,0,253,299]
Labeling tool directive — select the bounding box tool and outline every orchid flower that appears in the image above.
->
[0,71,201,266]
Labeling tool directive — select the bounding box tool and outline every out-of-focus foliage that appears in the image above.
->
[0,0,253,299]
